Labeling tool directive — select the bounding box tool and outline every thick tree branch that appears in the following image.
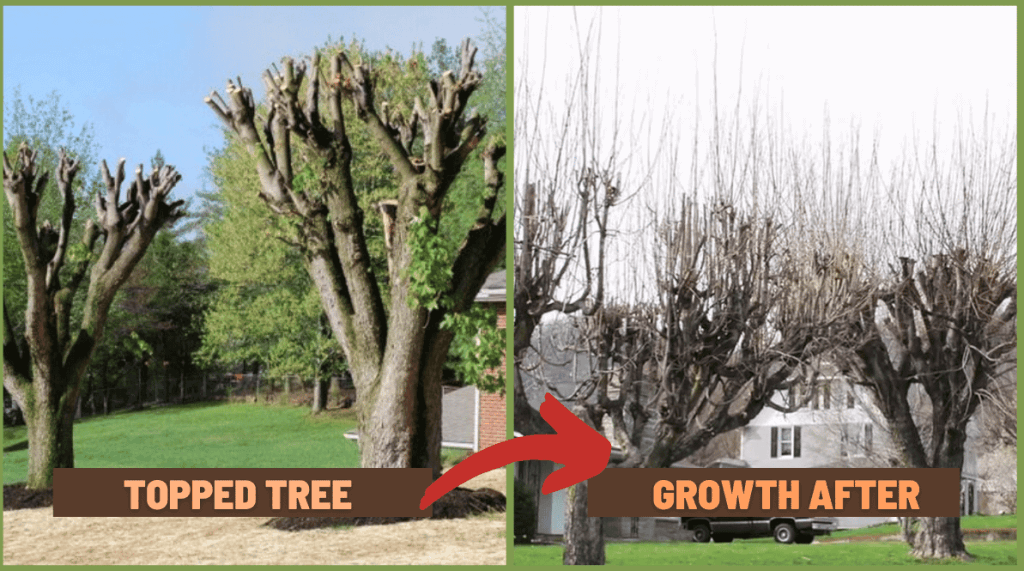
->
[45,150,81,292]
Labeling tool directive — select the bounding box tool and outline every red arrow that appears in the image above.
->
[420,393,611,510]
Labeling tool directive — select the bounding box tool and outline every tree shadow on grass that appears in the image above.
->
[3,440,28,453]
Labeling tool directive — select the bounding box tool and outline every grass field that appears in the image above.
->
[514,515,1018,565]
[3,402,361,484]
[830,515,1017,539]
[512,541,1017,565]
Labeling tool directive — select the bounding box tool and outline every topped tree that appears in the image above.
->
[3,143,184,489]
[205,38,505,476]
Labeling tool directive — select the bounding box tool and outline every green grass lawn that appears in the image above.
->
[512,541,1017,565]
[3,402,361,485]
[830,515,1017,539]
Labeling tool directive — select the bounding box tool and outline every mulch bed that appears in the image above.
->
[4,484,54,511]
[265,487,506,531]
[3,483,505,532]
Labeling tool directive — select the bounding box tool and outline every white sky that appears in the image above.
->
[515,6,1016,302]
[516,6,1016,170]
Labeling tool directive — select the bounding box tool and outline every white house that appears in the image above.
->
[738,365,983,528]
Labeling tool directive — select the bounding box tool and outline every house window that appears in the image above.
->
[846,390,855,409]
[771,426,801,458]
[841,424,873,457]
[811,382,832,411]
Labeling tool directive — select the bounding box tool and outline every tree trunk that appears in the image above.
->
[23,385,76,489]
[562,480,604,565]
[136,361,149,409]
[312,376,328,414]
[356,365,444,477]
[100,361,109,415]
[353,317,448,479]
[329,375,342,406]
[254,363,261,403]
[162,357,171,402]
[179,368,185,403]
[911,517,970,560]
[899,517,917,543]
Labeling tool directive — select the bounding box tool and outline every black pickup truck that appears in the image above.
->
[680,516,838,544]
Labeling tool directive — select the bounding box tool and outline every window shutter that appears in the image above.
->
[771,426,778,458]
[864,424,873,452]
[794,426,801,458]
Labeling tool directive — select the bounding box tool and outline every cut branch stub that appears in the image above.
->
[3,143,49,231]
[95,159,184,236]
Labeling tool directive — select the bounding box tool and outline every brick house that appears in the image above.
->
[441,269,508,451]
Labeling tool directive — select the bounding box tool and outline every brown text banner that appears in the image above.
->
[588,468,960,517]
[53,468,433,517]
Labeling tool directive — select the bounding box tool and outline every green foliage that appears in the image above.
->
[202,34,506,393]
[514,479,539,544]
[123,332,152,360]
[442,305,505,393]
[200,136,343,383]
[3,88,99,330]
[475,7,507,131]
[407,208,454,310]
[89,227,212,401]
[406,210,505,392]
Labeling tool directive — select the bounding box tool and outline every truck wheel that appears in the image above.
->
[773,523,796,544]
[691,523,711,543]
[795,533,814,544]
[713,534,734,543]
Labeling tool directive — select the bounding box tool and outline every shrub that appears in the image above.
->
[514,478,538,544]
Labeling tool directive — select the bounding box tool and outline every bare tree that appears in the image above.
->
[828,115,1017,560]
[513,10,631,438]
[206,40,504,476]
[515,9,869,562]
[841,252,1014,559]
[573,196,861,467]
[3,144,184,488]
[514,8,642,561]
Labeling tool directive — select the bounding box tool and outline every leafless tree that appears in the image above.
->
[514,8,647,562]
[572,193,865,467]
[513,9,634,440]
[3,144,184,488]
[825,115,1017,560]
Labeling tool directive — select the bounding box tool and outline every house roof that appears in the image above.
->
[474,269,506,303]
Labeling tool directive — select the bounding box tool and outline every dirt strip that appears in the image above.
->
[3,469,507,565]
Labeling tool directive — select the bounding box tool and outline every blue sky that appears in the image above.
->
[4,5,500,206]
